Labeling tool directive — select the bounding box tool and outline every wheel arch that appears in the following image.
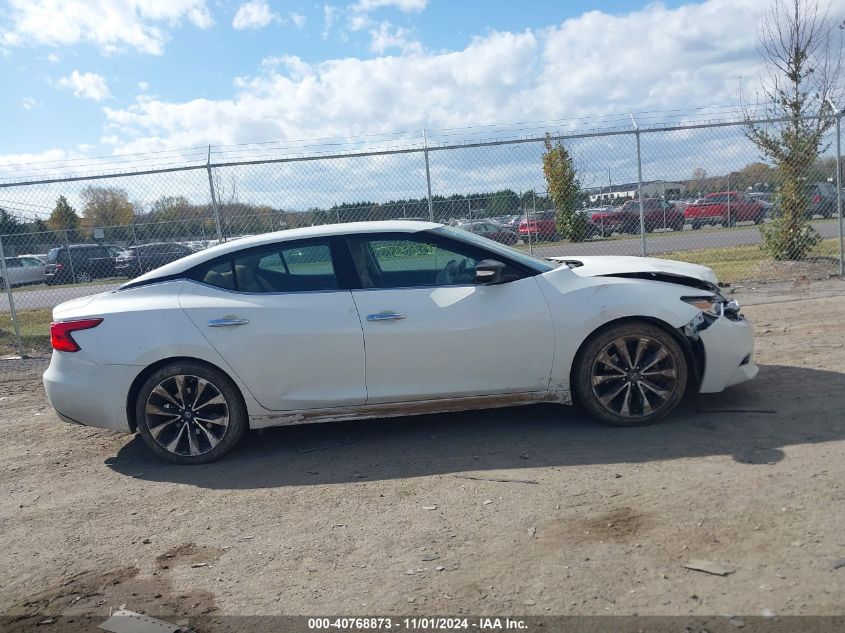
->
[126,356,249,433]
[568,315,704,405]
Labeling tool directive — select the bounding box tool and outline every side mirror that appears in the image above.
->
[475,259,506,284]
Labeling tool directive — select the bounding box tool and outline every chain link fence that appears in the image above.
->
[1,112,843,375]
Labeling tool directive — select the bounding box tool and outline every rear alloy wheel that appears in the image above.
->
[574,322,688,426]
[76,271,93,283]
[135,361,247,464]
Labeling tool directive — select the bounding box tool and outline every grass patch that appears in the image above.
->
[1,308,53,355]
[659,237,840,283]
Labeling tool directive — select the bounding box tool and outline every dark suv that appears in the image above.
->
[115,242,193,278]
[46,244,121,284]
[805,182,837,218]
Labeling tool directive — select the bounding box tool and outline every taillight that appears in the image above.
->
[55,263,64,270]
[814,194,821,203]
[50,318,103,352]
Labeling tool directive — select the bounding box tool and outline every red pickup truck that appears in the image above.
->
[684,192,766,229]
[591,199,684,234]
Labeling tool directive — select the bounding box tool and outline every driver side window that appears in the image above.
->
[348,236,482,289]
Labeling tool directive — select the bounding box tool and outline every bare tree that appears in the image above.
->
[744,0,843,260]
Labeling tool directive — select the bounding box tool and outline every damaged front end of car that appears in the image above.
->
[604,273,756,394]
[550,256,758,394]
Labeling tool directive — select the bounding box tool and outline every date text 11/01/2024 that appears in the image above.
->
[307,617,528,630]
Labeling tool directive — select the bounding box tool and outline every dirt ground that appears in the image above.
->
[1,277,845,630]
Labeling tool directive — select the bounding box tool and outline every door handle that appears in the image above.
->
[208,318,250,327]
[367,312,406,322]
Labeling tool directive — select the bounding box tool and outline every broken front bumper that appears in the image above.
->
[697,314,758,393]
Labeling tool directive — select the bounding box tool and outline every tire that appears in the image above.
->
[573,321,688,427]
[691,221,700,230]
[76,271,93,283]
[135,361,248,464]
[0,277,4,290]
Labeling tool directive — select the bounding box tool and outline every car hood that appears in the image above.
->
[548,255,719,287]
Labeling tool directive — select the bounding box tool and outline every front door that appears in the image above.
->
[180,238,366,411]
[346,232,555,404]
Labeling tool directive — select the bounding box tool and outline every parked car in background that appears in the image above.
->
[804,182,837,218]
[684,192,766,229]
[518,211,559,242]
[748,192,775,217]
[500,215,524,232]
[455,220,519,245]
[44,221,757,464]
[0,255,47,289]
[46,244,120,285]
[104,245,128,258]
[115,242,194,278]
[591,199,684,233]
[20,253,49,264]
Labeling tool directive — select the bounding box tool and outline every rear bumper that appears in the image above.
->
[43,352,138,432]
[698,314,758,393]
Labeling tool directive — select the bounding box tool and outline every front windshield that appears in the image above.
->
[430,226,559,272]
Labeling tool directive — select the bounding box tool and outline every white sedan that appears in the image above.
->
[43,221,757,464]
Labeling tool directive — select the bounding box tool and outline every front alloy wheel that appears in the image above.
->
[575,322,688,426]
[136,362,246,464]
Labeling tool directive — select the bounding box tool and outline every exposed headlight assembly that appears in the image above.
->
[682,295,741,319]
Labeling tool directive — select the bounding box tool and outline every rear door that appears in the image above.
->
[19,257,46,284]
[180,237,366,411]
[87,246,115,278]
[346,232,555,404]
[2,257,24,286]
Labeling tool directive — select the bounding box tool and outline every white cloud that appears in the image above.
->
[0,0,214,55]
[21,96,43,110]
[322,4,338,38]
[101,0,779,156]
[351,0,427,12]
[57,70,112,101]
[138,81,150,91]
[232,0,278,30]
[368,21,420,54]
[347,12,371,31]
[46,53,60,63]
[290,12,307,28]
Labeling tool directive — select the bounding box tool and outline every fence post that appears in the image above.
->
[631,113,647,257]
[206,145,224,242]
[0,232,24,358]
[423,130,434,222]
[62,229,77,283]
[830,102,844,276]
[529,190,536,255]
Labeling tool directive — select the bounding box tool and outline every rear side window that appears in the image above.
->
[48,248,60,263]
[192,239,339,293]
[197,259,235,290]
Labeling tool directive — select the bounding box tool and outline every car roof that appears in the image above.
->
[124,220,441,286]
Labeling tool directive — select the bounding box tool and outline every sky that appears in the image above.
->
[0,0,842,215]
